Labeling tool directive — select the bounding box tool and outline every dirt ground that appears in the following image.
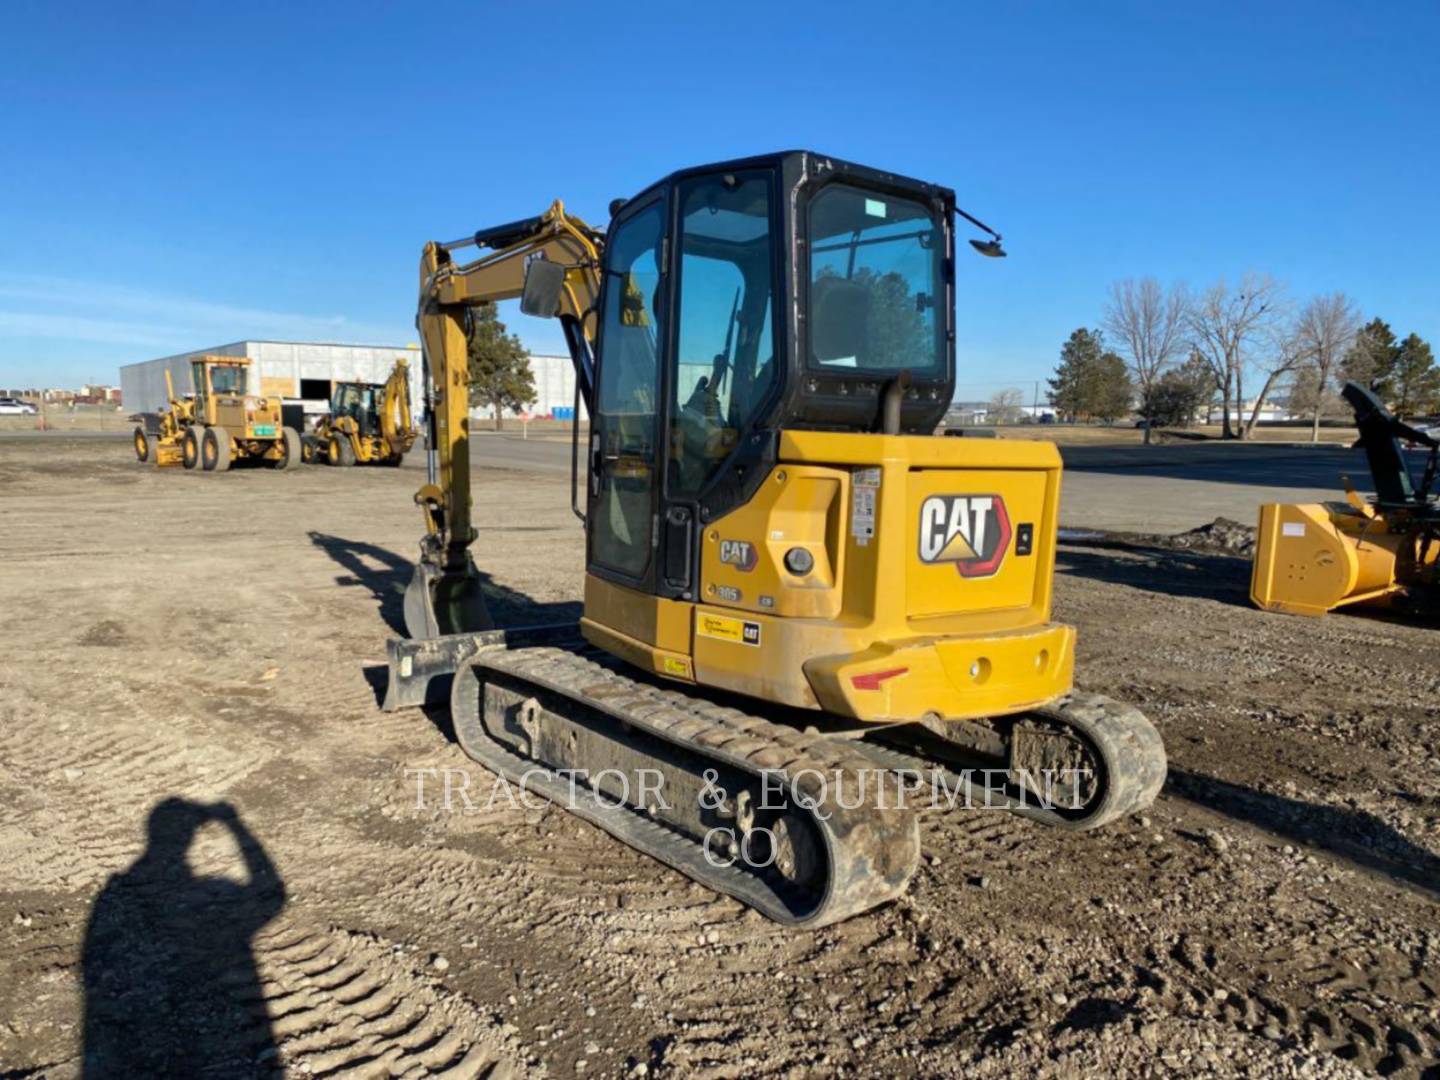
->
[1,437,1437,1079]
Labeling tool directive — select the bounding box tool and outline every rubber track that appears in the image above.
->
[855,691,1167,830]
[450,646,921,928]
[1027,691,1168,828]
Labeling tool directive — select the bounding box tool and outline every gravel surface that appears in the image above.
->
[1,439,1437,1077]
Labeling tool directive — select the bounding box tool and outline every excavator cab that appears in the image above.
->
[406,151,1095,723]
[573,156,956,604]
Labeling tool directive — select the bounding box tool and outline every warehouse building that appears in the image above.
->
[120,341,587,423]
[524,353,588,421]
[119,340,423,417]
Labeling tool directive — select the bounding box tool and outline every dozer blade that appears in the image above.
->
[382,623,581,711]
[403,556,494,640]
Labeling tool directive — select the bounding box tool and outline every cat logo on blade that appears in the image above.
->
[917,494,1012,578]
[718,539,758,571]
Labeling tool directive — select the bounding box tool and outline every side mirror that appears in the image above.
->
[520,259,567,318]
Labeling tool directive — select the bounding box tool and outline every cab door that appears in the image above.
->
[587,196,667,590]
[191,361,210,421]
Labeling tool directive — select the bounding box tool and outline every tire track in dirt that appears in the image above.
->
[248,919,524,1078]
[0,679,278,892]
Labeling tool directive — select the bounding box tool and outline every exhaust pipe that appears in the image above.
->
[880,370,913,435]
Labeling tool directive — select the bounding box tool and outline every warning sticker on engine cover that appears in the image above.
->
[1282,522,1306,537]
[851,468,880,547]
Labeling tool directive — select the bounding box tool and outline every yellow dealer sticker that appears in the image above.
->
[697,613,762,646]
[661,656,691,677]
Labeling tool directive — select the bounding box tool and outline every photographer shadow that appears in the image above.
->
[81,798,285,1077]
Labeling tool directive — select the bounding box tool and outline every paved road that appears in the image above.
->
[461,434,1424,533]
[16,428,1419,535]
[1057,442,1397,532]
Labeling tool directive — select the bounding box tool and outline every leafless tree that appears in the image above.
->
[988,387,1024,424]
[1186,274,1285,439]
[1103,277,1188,444]
[1242,326,1306,438]
[1291,292,1361,442]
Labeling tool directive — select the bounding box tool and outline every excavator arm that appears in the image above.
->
[404,200,604,639]
[379,357,415,450]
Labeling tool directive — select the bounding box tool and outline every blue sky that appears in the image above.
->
[2,1,1436,393]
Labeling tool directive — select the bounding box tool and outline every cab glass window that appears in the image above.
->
[210,365,246,394]
[591,200,665,579]
[807,184,943,377]
[669,172,777,498]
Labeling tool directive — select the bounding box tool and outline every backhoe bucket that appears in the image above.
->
[403,557,494,639]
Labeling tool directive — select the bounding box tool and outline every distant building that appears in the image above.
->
[120,341,423,417]
[521,353,589,421]
[1209,399,1296,424]
[945,401,991,425]
[119,341,587,423]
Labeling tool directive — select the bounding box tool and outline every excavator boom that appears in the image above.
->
[404,200,603,638]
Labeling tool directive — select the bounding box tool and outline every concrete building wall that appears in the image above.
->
[120,341,587,424]
[119,341,422,416]
[520,354,588,421]
[120,343,249,414]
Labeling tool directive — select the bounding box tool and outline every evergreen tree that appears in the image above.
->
[466,302,536,430]
[1340,318,1399,396]
[1391,333,1440,417]
[1092,351,1135,423]
[1048,329,1104,421]
[1142,353,1214,427]
[1048,329,1133,422]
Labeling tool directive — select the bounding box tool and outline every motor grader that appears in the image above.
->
[382,151,1167,927]
[302,358,416,467]
[132,356,301,471]
[1252,381,1438,617]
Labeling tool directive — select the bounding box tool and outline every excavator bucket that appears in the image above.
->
[402,555,494,639]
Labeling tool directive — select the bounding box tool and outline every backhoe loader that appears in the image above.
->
[383,152,1166,926]
[1252,382,1438,617]
[133,356,301,471]
[302,358,417,466]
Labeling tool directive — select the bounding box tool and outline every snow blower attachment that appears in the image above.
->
[1252,382,1438,618]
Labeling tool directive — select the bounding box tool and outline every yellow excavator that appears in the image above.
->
[302,358,417,466]
[1252,382,1438,617]
[384,152,1166,926]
